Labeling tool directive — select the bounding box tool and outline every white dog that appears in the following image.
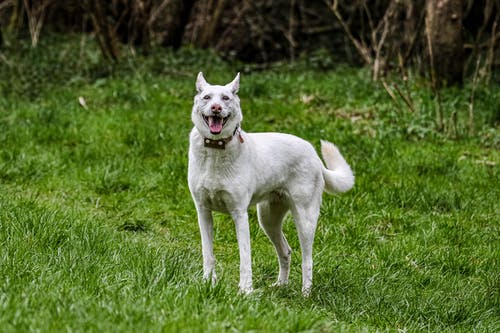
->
[188,72,354,295]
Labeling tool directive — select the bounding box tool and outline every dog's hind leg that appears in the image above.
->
[290,201,321,296]
[257,200,291,286]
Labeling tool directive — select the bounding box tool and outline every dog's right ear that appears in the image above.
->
[196,72,208,93]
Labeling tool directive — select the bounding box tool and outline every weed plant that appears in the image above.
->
[0,34,498,332]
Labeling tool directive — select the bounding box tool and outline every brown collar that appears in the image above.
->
[203,126,244,149]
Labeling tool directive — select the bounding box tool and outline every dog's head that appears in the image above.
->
[192,72,242,138]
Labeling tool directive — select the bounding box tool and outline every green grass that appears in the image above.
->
[0,35,499,332]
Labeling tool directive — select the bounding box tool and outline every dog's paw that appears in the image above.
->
[301,286,312,297]
[202,272,217,286]
[238,285,254,295]
[271,279,289,287]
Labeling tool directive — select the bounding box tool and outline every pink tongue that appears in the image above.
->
[208,116,223,133]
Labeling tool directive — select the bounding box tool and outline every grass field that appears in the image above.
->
[0,36,499,332]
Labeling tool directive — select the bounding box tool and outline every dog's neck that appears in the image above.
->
[203,125,244,149]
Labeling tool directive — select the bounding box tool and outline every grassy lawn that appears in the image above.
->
[0,36,499,332]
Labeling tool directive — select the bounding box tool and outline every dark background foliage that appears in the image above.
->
[1,0,498,85]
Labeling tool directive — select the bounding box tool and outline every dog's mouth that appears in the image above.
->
[203,115,230,135]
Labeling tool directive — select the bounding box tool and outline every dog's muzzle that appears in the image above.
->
[203,115,230,135]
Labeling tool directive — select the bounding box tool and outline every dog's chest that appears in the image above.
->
[190,155,245,213]
[193,174,240,213]
[199,187,231,212]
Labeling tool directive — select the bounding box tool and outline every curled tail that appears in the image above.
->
[320,140,355,194]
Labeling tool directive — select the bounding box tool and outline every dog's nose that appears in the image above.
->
[211,103,222,114]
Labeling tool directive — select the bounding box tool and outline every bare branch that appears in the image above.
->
[326,0,372,65]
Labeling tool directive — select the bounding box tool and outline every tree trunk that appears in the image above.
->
[162,0,196,49]
[425,0,464,86]
[83,0,120,61]
[197,0,228,48]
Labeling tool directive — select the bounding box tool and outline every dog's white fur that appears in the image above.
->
[188,72,354,295]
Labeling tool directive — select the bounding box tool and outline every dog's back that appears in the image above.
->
[240,132,326,206]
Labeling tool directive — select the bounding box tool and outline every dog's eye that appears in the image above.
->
[221,95,230,101]
[203,95,211,100]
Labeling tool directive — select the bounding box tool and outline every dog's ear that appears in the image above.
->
[226,72,240,94]
[196,72,208,93]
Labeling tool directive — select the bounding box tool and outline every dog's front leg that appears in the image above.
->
[196,205,216,285]
[231,210,253,294]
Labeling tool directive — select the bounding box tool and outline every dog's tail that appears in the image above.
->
[320,140,354,194]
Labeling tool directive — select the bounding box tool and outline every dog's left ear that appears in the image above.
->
[226,72,240,94]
